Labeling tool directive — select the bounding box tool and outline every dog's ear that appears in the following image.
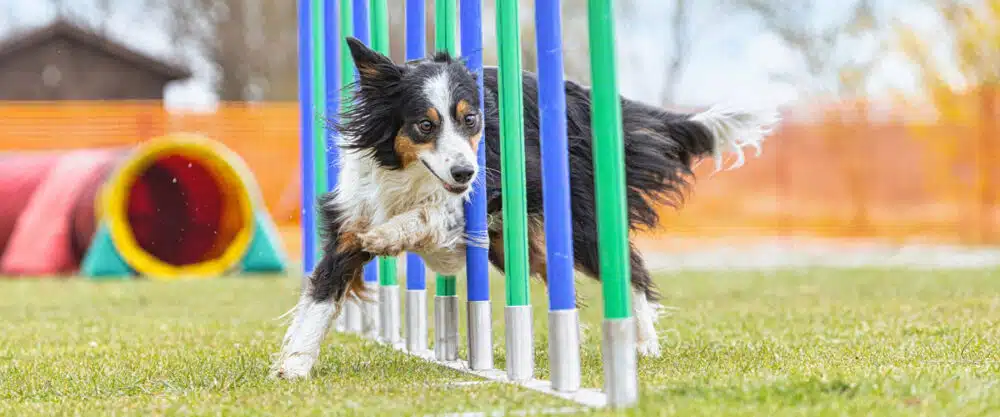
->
[346,36,403,84]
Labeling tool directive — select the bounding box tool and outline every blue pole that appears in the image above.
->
[405,253,425,287]
[535,0,575,311]
[461,0,488,304]
[298,0,316,274]
[461,0,493,371]
[323,0,339,188]
[352,0,379,286]
[353,0,370,45]
[406,0,428,292]
[535,0,581,392]
[406,0,425,61]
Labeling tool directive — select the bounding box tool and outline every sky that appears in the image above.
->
[0,0,936,112]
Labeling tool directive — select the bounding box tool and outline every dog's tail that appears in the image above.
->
[680,105,780,172]
[621,102,780,230]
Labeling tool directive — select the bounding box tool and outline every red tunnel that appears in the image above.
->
[0,140,254,277]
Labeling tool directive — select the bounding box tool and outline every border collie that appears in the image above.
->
[273,37,779,379]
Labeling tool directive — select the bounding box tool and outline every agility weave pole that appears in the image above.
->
[297,0,638,408]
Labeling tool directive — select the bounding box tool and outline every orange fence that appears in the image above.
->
[0,101,302,226]
[0,93,997,247]
[655,89,1000,245]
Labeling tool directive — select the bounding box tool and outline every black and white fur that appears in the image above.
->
[273,37,779,379]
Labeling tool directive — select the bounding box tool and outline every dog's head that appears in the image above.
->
[337,37,481,195]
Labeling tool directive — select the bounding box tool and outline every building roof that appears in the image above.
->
[0,19,191,81]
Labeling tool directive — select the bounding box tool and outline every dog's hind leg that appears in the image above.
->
[573,234,663,358]
[628,246,662,357]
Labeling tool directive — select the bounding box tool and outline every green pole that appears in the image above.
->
[340,0,353,101]
[496,0,535,381]
[378,257,398,286]
[589,0,638,406]
[309,0,328,260]
[434,0,458,298]
[495,0,530,307]
[370,0,389,56]
[435,0,457,53]
[588,1,630,319]
[435,274,457,297]
[369,0,398,287]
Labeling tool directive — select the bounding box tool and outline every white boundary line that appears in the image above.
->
[374,339,609,408]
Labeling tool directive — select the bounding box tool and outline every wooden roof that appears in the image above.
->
[0,19,191,81]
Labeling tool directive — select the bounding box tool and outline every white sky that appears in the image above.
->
[0,0,935,112]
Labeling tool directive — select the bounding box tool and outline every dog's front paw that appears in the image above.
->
[358,226,405,255]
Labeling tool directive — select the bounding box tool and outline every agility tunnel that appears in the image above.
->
[0,134,286,279]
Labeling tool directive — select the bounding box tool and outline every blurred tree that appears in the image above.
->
[29,0,149,34]
[558,0,697,105]
[727,0,890,234]
[150,0,298,102]
[896,0,999,243]
[662,0,692,105]
[727,0,887,99]
[92,0,114,34]
[896,0,998,118]
[619,0,694,105]
[23,0,700,105]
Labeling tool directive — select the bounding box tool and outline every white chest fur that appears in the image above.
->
[331,150,469,275]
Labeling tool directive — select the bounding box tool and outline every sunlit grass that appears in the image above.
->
[1,268,999,416]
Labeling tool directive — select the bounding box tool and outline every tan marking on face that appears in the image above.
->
[426,108,440,123]
[456,100,473,117]
[468,131,483,152]
[456,100,481,150]
[395,129,434,168]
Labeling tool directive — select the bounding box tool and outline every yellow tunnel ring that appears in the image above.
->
[100,134,256,280]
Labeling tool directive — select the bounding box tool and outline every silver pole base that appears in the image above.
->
[467,300,494,370]
[378,285,400,344]
[362,281,380,340]
[504,305,534,382]
[434,295,460,361]
[405,289,428,353]
[602,318,639,408]
[344,298,363,333]
[548,309,581,392]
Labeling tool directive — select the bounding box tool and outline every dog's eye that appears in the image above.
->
[464,114,478,128]
[417,120,435,134]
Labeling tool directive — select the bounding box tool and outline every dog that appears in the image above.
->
[273,36,779,379]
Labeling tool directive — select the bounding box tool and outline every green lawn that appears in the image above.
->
[2,268,999,416]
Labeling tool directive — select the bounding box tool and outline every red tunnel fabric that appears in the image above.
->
[0,136,261,278]
[0,150,119,275]
[0,154,59,256]
[126,155,228,267]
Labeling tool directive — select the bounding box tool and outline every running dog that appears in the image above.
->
[273,37,779,379]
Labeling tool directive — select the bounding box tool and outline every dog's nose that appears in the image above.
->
[450,165,475,184]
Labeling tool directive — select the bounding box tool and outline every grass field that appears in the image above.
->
[2,268,999,416]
